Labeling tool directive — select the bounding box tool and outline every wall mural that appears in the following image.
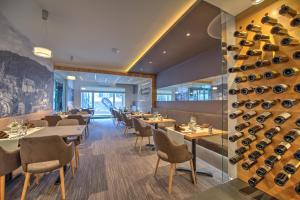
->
[0,50,53,117]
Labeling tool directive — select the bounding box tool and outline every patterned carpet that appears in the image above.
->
[5,119,225,200]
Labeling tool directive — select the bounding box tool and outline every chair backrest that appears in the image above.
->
[19,135,73,172]
[115,111,123,122]
[152,129,175,157]
[67,115,86,125]
[0,147,21,176]
[70,108,80,114]
[57,119,79,126]
[44,115,62,127]
[29,120,48,127]
[132,118,142,132]
[81,109,92,114]
[121,112,131,126]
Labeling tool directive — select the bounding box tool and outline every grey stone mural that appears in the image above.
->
[0,50,53,117]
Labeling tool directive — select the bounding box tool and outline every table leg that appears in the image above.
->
[176,139,213,177]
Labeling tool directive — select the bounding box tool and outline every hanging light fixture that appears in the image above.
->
[33,9,52,58]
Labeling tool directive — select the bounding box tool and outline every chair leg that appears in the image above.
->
[59,168,66,200]
[75,146,79,169]
[70,160,75,177]
[134,137,139,147]
[168,164,175,194]
[0,175,5,200]
[190,160,196,184]
[35,174,40,185]
[148,137,150,144]
[139,137,143,153]
[154,157,160,177]
[123,127,128,136]
[21,173,31,200]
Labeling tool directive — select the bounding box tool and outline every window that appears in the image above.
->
[81,92,93,108]
[157,94,172,101]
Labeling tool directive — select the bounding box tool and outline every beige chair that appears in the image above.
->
[44,115,62,127]
[152,129,196,194]
[0,147,21,200]
[121,112,133,136]
[28,120,48,127]
[19,135,74,200]
[132,118,152,153]
[57,119,81,170]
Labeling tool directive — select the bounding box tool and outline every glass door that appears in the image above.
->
[94,92,114,115]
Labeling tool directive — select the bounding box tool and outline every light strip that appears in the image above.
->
[125,0,197,72]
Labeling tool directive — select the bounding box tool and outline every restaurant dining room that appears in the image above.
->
[0,0,298,200]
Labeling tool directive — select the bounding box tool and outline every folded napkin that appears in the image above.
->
[0,131,9,139]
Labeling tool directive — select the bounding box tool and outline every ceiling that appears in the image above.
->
[55,70,151,87]
[0,0,196,72]
[129,1,221,74]
[204,0,254,16]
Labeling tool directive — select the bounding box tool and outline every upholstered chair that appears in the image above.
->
[44,115,62,127]
[19,135,74,200]
[0,147,21,200]
[152,129,196,194]
[115,111,124,128]
[121,113,133,136]
[57,118,81,170]
[132,118,152,153]
[28,120,48,127]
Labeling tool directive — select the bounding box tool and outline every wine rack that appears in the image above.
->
[227,0,300,199]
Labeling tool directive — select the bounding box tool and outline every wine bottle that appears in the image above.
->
[284,128,300,143]
[255,86,271,95]
[242,135,257,146]
[263,43,279,51]
[232,100,248,108]
[228,67,241,73]
[246,49,262,56]
[265,154,281,167]
[229,110,244,119]
[229,154,244,165]
[239,40,255,47]
[273,84,289,94]
[274,141,291,155]
[235,122,251,131]
[228,88,240,95]
[246,24,262,33]
[296,119,300,127]
[290,15,300,27]
[256,165,272,177]
[274,171,291,186]
[283,159,300,174]
[241,87,254,95]
[227,45,240,51]
[294,84,300,93]
[233,54,249,60]
[255,60,271,68]
[234,76,247,83]
[281,99,299,108]
[296,183,300,195]
[263,71,280,79]
[293,51,300,60]
[294,149,300,160]
[242,159,257,170]
[256,138,272,150]
[271,26,289,36]
[261,99,280,110]
[256,112,272,123]
[272,55,289,64]
[240,64,255,71]
[242,111,257,121]
[261,15,278,26]
[233,31,248,38]
[274,112,292,125]
[253,33,270,41]
[281,37,299,46]
[264,126,281,139]
[245,100,263,109]
[229,132,244,142]
[248,124,264,135]
[248,74,262,82]
[248,150,264,161]
[235,146,249,155]
[282,67,299,77]
[248,175,264,187]
[279,4,297,18]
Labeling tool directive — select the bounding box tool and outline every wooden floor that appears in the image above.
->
[6,119,226,200]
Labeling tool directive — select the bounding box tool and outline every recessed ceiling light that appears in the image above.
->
[149,61,153,64]
[81,87,86,90]
[112,48,120,54]
[251,0,264,5]
[162,50,167,54]
[186,32,191,37]
[66,75,76,80]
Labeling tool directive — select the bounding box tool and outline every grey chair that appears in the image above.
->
[132,118,152,153]
[28,120,48,127]
[44,115,62,127]
[57,119,79,126]
[0,147,21,200]
[115,111,124,128]
[121,113,133,136]
[152,129,196,194]
[19,136,74,200]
